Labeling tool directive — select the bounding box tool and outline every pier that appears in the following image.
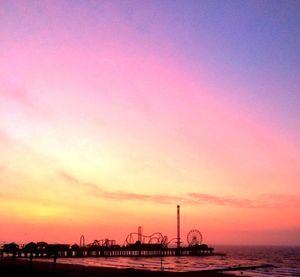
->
[0,242,216,259]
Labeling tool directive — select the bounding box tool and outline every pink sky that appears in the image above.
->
[0,1,299,246]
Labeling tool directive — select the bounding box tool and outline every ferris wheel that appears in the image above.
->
[187,229,203,246]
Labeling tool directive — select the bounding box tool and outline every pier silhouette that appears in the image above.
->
[0,206,218,259]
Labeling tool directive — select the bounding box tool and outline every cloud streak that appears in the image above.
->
[0,83,50,119]
[58,170,185,204]
[59,171,100,191]
[1,84,34,110]
[186,193,255,208]
[58,170,299,208]
[102,191,185,204]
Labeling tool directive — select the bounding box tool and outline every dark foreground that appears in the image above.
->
[0,258,236,277]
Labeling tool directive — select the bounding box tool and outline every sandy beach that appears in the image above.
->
[0,257,236,277]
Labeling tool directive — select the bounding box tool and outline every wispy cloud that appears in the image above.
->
[102,191,185,204]
[186,193,300,208]
[1,85,33,109]
[186,193,255,208]
[59,171,100,191]
[58,170,300,208]
[0,84,49,118]
[258,193,300,208]
[59,170,185,204]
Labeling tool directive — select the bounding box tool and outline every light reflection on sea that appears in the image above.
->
[45,245,300,276]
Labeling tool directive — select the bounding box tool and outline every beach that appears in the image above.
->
[0,258,235,277]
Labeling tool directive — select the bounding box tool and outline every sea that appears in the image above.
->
[51,245,300,276]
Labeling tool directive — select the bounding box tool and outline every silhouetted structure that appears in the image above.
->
[0,241,215,258]
[0,205,219,258]
[177,205,181,249]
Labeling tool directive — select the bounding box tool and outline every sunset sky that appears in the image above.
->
[0,1,299,246]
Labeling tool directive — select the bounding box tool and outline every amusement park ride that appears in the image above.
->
[1,205,216,258]
[123,206,204,248]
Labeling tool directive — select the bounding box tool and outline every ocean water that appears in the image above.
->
[52,245,300,276]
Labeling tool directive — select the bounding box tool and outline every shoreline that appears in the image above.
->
[0,257,237,276]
